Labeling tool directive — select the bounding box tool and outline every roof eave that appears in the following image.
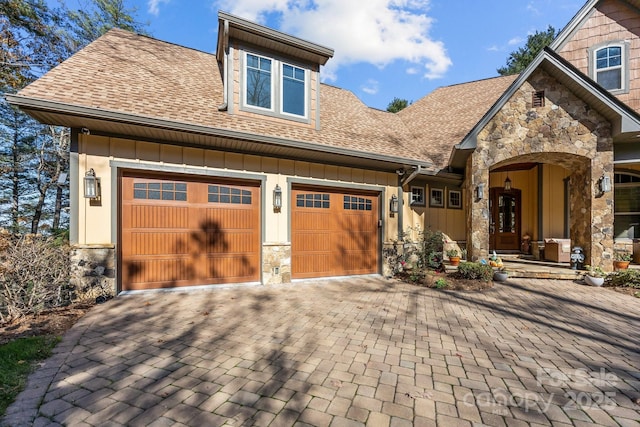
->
[217,11,334,65]
[6,93,434,173]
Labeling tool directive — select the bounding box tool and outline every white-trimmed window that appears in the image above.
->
[448,189,462,209]
[281,63,306,117]
[410,186,425,205]
[430,188,444,208]
[243,52,308,119]
[245,53,273,110]
[591,42,628,93]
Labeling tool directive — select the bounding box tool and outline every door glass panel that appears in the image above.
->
[498,194,516,233]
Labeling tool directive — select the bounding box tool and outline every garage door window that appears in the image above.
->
[134,182,187,201]
[208,185,252,204]
[343,195,372,211]
[296,193,330,208]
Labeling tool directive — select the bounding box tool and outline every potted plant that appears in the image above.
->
[584,265,606,286]
[614,250,632,270]
[493,267,508,282]
[446,248,461,266]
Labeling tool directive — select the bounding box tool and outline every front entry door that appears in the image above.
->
[489,188,521,251]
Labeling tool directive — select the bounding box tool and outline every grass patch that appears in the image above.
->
[0,335,60,416]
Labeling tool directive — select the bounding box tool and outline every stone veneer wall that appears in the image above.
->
[262,243,291,284]
[466,69,614,270]
[70,245,116,299]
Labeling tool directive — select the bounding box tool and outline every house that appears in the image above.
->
[6,0,640,294]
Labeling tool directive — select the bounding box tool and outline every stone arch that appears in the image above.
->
[465,68,615,269]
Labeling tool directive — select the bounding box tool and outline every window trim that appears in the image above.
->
[410,186,425,206]
[447,189,462,209]
[241,50,310,122]
[589,41,629,95]
[429,188,444,208]
[614,171,640,240]
[280,61,309,119]
[243,52,274,113]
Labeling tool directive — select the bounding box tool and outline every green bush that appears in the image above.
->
[454,262,493,282]
[604,269,640,289]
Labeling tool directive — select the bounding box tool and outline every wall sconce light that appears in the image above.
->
[475,183,485,200]
[390,194,399,213]
[504,175,512,191]
[83,168,101,199]
[599,175,611,194]
[273,184,282,210]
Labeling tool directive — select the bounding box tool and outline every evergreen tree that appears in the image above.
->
[387,97,411,113]
[497,26,558,76]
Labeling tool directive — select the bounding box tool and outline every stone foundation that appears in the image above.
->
[262,243,291,284]
[70,245,116,300]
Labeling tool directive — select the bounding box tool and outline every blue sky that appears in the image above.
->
[56,0,584,110]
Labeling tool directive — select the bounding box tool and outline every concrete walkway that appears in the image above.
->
[2,277,639,426]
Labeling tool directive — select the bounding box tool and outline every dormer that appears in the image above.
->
[216,12,334,126]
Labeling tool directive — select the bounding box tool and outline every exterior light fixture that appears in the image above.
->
[273,184,282,209]
[504,175,512,191]
[83,168,100,199]
[475,183,485,200]
[599,175,611,194]
[390,194,399,213]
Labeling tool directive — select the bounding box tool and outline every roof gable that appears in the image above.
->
[550,0,640,51]
[450,47,640,168]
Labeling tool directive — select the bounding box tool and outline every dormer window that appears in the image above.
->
[590,42,628,94]
[282,64,306,116]
[242,52,309,120]
[246,54,273,109]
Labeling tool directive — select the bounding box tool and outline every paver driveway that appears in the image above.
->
[2,277,640,426]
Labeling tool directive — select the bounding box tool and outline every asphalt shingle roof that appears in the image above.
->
[17,28,517,172]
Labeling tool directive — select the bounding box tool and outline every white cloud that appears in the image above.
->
[361,79,379,95]
[508,37,523,46]
[487,45,499,52]
[148,0,170,16]
[213,0,452,81]
[406,67,419,75]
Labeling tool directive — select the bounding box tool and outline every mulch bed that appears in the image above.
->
[0,304,93,346]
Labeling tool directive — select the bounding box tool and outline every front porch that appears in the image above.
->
[479,254,639,280]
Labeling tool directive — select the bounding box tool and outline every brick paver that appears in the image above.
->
[2,277,639,426]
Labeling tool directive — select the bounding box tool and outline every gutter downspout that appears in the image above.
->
[401,165,422,187]
[397,176,404,242]
[218,19,229,112]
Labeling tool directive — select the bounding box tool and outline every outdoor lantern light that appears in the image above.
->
[599,175,611,193]
[504,175,512,191]
[475,183,485,200]
[83,168,100,199]
[273,184,282,209]
[390,194,399,213]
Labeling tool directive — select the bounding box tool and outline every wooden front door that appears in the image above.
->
[120,172,260,291]
[291,186,380,279]
[489,187,521,251]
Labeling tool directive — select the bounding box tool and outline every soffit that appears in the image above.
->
[219,11,334,65]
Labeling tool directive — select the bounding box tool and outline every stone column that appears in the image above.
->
[466,154,490,261]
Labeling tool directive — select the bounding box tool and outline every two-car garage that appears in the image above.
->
[119,172,380,291]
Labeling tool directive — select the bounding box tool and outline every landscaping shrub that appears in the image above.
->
[0,233,71,323]
[604,269,640,289]
[454,262,493,282]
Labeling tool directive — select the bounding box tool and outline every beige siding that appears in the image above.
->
[542,165,570,239]
[77,135,402,246]
[557,0,640,112]
[404,184,467,242]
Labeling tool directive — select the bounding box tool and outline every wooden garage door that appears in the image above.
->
[120,173,260,291]
[291,187,379,279]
